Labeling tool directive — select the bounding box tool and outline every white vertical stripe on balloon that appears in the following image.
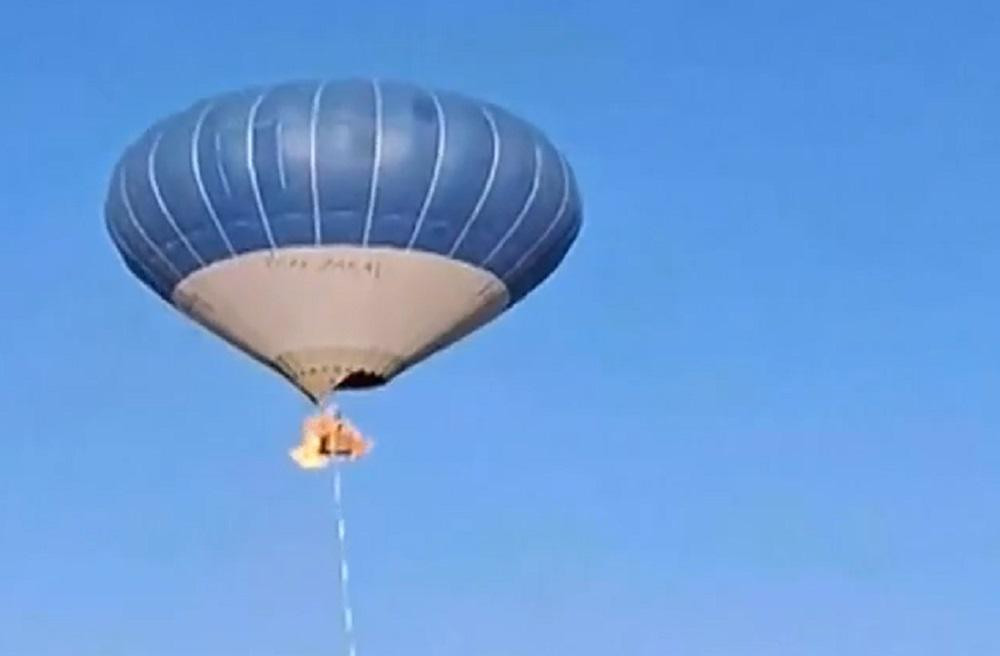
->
[503,151,571,282]
[275,120,289,190]
[119,168,183,280]
[214,132,233,197]
[148,132,206,265]
[407,90,447,249]
[191,102,236,256]
[310,81,328,245]
[362,78,384,245]
[246,88,278,249]
[448,105,500,257]
[482,142,542,267]
[107,220,163,287]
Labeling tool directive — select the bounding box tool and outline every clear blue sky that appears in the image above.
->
[2,1,999,654]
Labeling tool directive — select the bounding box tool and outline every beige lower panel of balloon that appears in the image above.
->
[172,246,510,401]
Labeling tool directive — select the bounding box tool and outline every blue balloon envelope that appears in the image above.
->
[106,78,582,401]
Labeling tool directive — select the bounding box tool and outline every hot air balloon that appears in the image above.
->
[105,78,582,436]
[106,78,581,652]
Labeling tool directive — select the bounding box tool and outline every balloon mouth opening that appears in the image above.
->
[336,370,387,390]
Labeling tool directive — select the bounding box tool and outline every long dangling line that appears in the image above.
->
[333,465,357,656]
